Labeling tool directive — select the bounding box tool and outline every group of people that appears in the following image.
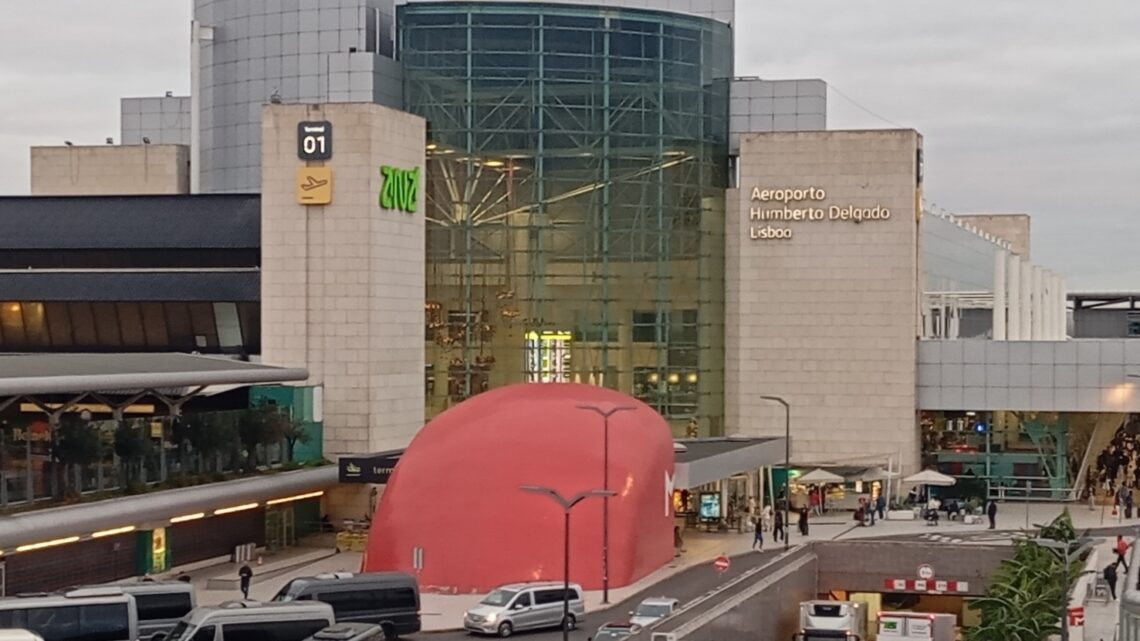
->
[1088,422,1140,513]
[751,503,811,550]
[1102,535,1133,600]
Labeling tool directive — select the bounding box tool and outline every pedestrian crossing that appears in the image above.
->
[913,531,1015,545]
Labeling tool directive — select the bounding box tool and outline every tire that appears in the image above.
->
[563,614,577,631]
[497,622,513,638]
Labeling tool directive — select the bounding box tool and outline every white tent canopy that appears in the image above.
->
[850,466,900,482]
[904,469,957,487]
[797,468,845,484]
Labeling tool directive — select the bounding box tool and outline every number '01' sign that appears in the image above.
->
[297,121,333,161]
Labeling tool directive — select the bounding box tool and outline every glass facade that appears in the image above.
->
[0,301,260,355]
[400,2,732,433]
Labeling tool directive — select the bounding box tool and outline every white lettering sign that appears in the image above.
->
[747,186,892,240]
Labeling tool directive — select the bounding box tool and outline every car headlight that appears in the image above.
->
[485,613,498,623]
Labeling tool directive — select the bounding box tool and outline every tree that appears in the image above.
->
[966,510,1083,641]
[184,412,237,473]
[237,404,286,471]
[54,414,101,495]
[281,414,311,463]
[114,419,150,485]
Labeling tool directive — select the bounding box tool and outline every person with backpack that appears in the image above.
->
[1105,561,1119,600]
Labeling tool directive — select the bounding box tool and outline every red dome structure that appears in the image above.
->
[363,383,676,594]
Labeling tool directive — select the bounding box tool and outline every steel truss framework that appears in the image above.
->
[400,3,732,432]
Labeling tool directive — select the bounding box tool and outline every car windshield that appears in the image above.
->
[635,604,672,617]
[272,580,298,601]
[481,589,518,606]
[166,622,190,641]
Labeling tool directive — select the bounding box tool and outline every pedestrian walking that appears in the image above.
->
[238,564,253,599]
[986,499,998,530]
[1116,535,1132,571]
[876,494,887,521]
[1105,561,1119,600]
[773,510,786,543]
[798,506,810,536]
[752,523,764,550]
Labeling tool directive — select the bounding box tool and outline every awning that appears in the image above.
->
[673,437,787,490]
[338,449,404,484]
[0,353,308,396]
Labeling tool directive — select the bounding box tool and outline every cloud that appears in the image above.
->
[2,1,1137,289]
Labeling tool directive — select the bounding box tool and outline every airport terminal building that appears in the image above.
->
[11,0,1140,501]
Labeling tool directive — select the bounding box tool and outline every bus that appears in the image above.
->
[0,587,138,641]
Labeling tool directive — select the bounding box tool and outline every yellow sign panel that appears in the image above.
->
[297,167,332,205]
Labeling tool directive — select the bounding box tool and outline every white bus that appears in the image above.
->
[0,588,138,641]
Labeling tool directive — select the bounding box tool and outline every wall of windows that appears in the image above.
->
[0,301,260,355]
[401,2,731,433]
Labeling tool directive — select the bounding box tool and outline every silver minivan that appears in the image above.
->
[98,580,195,641]
[158,600,335,641]
[463,582,585,638]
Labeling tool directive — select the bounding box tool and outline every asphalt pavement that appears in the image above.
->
[424,547,781,641]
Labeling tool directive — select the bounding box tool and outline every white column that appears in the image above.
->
[1008,255,1023,340]
[1053,271,1062,337]
[190,20,203,194]
[1031,266,1045,340]
[992,250,1008,340]
[1041,271,1054,340]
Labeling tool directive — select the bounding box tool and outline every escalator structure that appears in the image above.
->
[1020,413,1069,499]
[1069,413,1127,500]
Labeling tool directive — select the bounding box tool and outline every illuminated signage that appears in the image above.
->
[747,186,892,241]
[297,121,333,161]
[380,165,421,213]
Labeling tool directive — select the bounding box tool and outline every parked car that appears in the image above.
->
[590,621,641,641]
[629,597,679,627]
[463,582,585,637]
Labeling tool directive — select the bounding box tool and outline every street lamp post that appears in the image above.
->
[521,485,615,641]
[1034,537,1093,641]
[576,403,635,604]
[760,396,790,552]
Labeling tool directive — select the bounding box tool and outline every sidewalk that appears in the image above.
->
[1082,539,1119,641]
[174,502,1135,632]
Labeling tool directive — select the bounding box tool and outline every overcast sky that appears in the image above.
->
[1,1,1138,290]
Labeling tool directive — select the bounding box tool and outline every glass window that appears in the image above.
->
[22,302,49,346]
[69,302,98,346]
[45,302,74,348]
[481,589,517,607]
[316,591,378,615]
[134,592,193,621]
[141,303,170,348]
[190,626,215,641]
[223,620,327,641]
[0,302,27,347]
[116,303,147,347]
[510,593,532,609]
[632,311,661,343]
[92,302,123,347]
[25,605,80,641]
[381,587,417,610]
[78,603,132,641]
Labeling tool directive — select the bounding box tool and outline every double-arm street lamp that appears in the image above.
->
[1033,536,1094,641]
[760,395,791,552]
[521,485,616,641]
[576,403,636,604]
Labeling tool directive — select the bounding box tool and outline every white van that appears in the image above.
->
[158,601,334,641]
[464,582,585,637]
[0,587,138,641]
[97,581,195,641]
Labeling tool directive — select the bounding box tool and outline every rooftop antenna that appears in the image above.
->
[269,88,282,104]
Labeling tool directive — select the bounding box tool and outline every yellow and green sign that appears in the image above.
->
[380,165,421,213]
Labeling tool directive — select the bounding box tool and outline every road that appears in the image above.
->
[424,548,780,640]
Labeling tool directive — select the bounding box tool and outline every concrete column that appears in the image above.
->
[1007,255,1022,340]
[1053,276,1062,339]
[992,250,1007,340]
[1041,271,1054,340]
[1031,266,1045,340]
